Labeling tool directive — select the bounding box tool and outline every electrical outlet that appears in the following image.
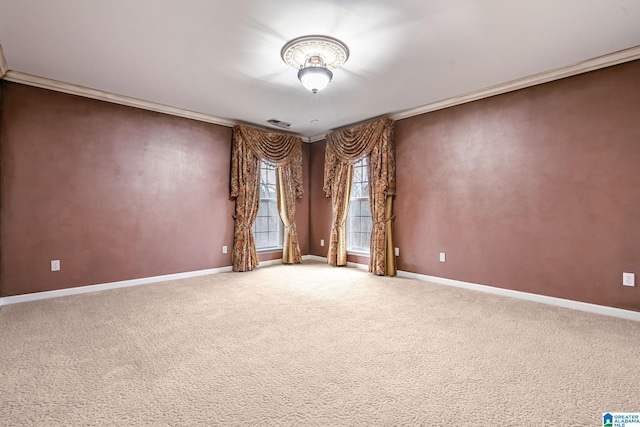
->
[320,239,324,247]
[222,245,228,254]
[51,260,60,271]
[439,252,446,262]
[394,247,399,256]
[623,272,635,287]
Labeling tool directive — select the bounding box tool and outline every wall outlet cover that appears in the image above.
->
[51,260,61,271]
[222,245,228,254]
[320,239,325,247]
[439,253,446,262]
[623,272,635,287]
[395,247,399,256]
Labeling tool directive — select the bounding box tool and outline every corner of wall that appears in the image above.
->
[0,79,4,299]
[0,44,8,78]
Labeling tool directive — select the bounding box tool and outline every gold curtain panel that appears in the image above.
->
[230,125,304,272]
[323,118,397,276]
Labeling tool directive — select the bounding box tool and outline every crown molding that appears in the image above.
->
[1,71,237,127]
[236,121,313,142]
[0,44,8,78]
[307,115,392,143]
[390,45,640,121]
[309,133,327,143]
[2,45,638,138]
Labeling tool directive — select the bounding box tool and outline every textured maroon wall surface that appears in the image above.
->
[395,60,640,311]
[309,141,332,258]
[4,59,639,312]
[297,143,311,255]
[0,82,235,296]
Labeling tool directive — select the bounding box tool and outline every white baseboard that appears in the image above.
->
[396,270,640,323]
[0,266,233,307]
[305,255,640,322]
[0,255,317,307]
[256,258,284,267]
[258,255,318,267]
[307,255,327,263]
[306,255,369,271]
[348,261,368,270]
[4,257,635,322]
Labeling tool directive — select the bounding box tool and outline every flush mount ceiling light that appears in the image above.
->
[281,35,349,94]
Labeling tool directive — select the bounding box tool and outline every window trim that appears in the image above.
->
[252,161,283,251]
[347,157,372,254]
[255,247,283,254]
[347,249,371,257]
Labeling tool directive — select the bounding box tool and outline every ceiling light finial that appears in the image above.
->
[281,35,349,94]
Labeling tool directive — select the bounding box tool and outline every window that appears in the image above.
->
[347,157,372,253]
[252,160,282,250]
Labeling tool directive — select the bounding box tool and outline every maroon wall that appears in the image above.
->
[309,141,331,257]
[394,60,640,311]
[296,143,311,256]
[0,82,312,297]
[4,59,639,312]
[308,61,640,311]
[0,82,237,297]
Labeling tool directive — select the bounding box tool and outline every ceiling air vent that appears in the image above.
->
[267,119,291,129]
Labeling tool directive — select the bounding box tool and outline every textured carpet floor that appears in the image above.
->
[1,261,639,426]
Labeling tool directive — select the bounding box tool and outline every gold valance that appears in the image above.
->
[324,117,395,198]
[231,124,303,200]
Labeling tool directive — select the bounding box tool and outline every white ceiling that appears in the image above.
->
[0,0,639,138]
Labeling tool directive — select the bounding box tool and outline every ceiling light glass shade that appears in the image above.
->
[281,35,348,93]
[297,66,333,94]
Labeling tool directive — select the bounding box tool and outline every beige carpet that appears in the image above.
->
[1,261,639,426]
